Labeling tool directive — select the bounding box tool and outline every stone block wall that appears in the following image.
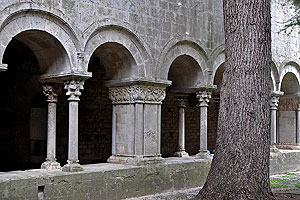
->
[78,62,112,164]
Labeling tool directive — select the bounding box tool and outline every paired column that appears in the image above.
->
[270,91,283,152]
[41,84,61,170]
[62,80,84,172]
[196,90,212,159]
[107,83,167,165]
[174,94,189,157]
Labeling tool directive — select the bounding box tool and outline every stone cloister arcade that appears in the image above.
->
[0,9,299,174]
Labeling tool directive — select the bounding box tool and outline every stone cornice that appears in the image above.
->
[39,72,92,83]
[109,85,166,104]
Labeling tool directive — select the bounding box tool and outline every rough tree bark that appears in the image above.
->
[195,0,275,199]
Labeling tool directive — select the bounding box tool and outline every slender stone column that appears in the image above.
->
[41,84,62,170]
[297,100,300,146]
[62,80,84,172]
[174,94,189,157]
[196,90,212,159]
[270,91,283,152]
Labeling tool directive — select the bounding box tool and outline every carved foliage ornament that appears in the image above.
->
[176,95,188,108]
[270,95,280,110]
[196,90,212,107]
[43,84,62,102]
[109,85,166,104]
[64,80,84,101]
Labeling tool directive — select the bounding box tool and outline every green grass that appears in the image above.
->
[295,183,300,188]
[270,179,290,189]
[271,182,288,189]
[280,175,297,179]
[271,179,289,183]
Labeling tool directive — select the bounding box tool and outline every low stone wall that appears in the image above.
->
[270,150,300,175]
[1,150,299,200]
[0,158,211,200]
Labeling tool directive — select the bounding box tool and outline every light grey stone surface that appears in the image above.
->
[0,0,299,198]
[0,152,299,200]
[278,111,297,144]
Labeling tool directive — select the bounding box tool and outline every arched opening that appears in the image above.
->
[0,30,70,171]
[161,55,203,157]
[79,42,137,164]
[277,72,300,149]
[208,64,224,153]
[10,30,71,75]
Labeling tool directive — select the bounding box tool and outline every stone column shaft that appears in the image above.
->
[178,107,185,150]
[68,101,79,162]
[297,101,300,144]
[47,102,57,160]
[196,90,212,159]
[41,84,61,170]
[62,80,84,172]
[270,91,283,152]
[174,95,189,157]
[200,106,208,151]
[112,105,117,155]
[270,109,277,146]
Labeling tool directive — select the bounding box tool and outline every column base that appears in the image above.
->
[270,145,281,153]
[41,160,61,170]
[195,150,212,160]
[107,155,165,166]
[174,150,189,157]
[62,162,83,172]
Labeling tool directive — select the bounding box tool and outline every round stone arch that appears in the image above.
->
[84,25,152,79]
[279,62,300,91]
[158,40,209,85]
[212,52,225,84]
[0,10,80,75]
[157,41,209,83]
[271,61,280,91]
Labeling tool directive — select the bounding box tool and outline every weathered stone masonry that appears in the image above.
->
[0,0,300,199]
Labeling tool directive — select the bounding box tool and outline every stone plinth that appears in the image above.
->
[107,81,169,165]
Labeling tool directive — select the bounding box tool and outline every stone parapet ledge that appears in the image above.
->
[107,155,165,166]
[1,151,299,199]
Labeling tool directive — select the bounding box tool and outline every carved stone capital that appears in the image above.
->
[196,90,212,107]
[64,80,84,101]
[270,94,281,110]
[43,84,62,103]
[214,97,220,110]
[109,85,166,104]
[176,94,189,108]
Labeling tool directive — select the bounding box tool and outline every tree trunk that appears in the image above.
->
[195,0,275,199]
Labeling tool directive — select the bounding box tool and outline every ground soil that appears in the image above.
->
[275,193,300,199]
